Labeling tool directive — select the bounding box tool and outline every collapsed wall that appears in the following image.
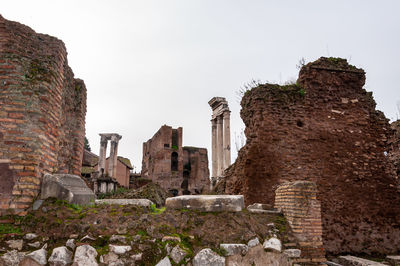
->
[0,15,86,214]
[218,57,400,254]
[389,120,400,180]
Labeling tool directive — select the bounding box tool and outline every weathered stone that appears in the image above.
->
[130,253,143,261]
[28,242,41,249]
[193,248,225,266]
[69,234,79,239]
[326,262,344,266]
[48,246,73,266]
[32,200,44,211]
[6,239,23,251]
[156,256,172,266]
[73,245,98,266]
[24,248,47,265]
[41,174,95,205]
[247,237,260,248]
[102,252,119,265]
[66,239,75,250]
[283,249,301,258]
[338,255,386,266]
[24,233,38,240]
[170,245,187,263]
[81,235,95,241]
[0,250,26,266]
[95,198,153,207]
[226,245,290,266]
[247,203,281,214]
[166,195,244,212]
[162,236,181,242]
[110,235,127,243]
[220,244,248,256]
[109,245,132,255]
[386,255,400,266]
[263,237,282,252]
[19,257,42,266]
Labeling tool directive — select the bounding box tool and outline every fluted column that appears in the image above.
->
[216,115,224,176]
[108,135,121,178]
[98,135,108,176]
[223,111,231,169]
[211,119,218,177]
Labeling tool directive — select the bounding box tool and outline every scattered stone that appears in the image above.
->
[247,237,260,248]
[386,255,400,266]
[6,239,24,251]
[325,262,344,266]
[73,245,98,266]
[28,242,41,249]
[263,237,282,252]
[131,235,141,242]
[165,243,173,255]
[81,235,96,242]
[19,256,42,266]
[109,245,132,255]
[110,235,127,244]
[32,200,44,211]
[170,245,188,263]
[69,234,79,239]
[225,245,290,266]
[283,249,301,258]
[102,252,119,265]
[162,236,181,242]
[166,195,244,212]
[24,248,47,265]
[66,239,76,250]
[1,250,26,266]
[156,256,172,266]
[220,244,248,256]
[41,207,47,213]
[193,248,225,266]
[116,227,128,235]
[95,199,153,207]
[48,246,73,266]
[247,203,281,214]
[24,233,38,240]
[338,255,386,266]
[40,174,95,205]
[131,253,143,261]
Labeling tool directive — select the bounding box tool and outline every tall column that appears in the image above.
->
[211,119,218,177]
[216,115,224,176]
[108,134,121,179]
[98,135,108,176]
[223,111,231,169]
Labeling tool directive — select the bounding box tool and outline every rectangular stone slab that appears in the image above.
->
[95,199,153,207]
[166,195,244,212]
[40,174,95,205]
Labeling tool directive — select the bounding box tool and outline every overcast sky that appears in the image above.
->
[2,1,400,172]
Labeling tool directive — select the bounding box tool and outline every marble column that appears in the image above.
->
[98,135,108,176]
[216,115,224,176]
[108,135,121,179]
[211,119,218,178]
[223,111,231,169]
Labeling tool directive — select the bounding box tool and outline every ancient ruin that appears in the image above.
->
[141,125,209,195]
[216,57,400,255]
[208,97,231,178]
[0,15,86,214]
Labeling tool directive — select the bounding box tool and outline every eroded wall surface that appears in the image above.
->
[0,15,86,214]
[218,57,400,254]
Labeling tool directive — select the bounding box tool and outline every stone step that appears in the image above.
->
[386,255,400,266]
[338,255,386,266]
[166,195,244,212]
[95,199,153,207]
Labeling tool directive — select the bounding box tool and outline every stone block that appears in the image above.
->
[166,195,244,212]
[40,174,94,205]
[338,255,386,266]
[220,244,248,256]
[386,255,400,266]
[247,203,281,214]
[95,199,153,207]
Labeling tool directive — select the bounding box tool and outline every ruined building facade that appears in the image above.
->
[0,15,86,214]
[142,125,209,195]
[217,57,400,255]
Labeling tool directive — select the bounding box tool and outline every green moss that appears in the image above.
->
[150,204,165,215]
[273,214,287,233]
[0,224,21,234]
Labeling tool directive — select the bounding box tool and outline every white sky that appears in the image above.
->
[2,1,400,172]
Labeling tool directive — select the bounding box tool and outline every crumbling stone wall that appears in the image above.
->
[0,15,86,214]
[275,181,325,264]
[218,57,400,254]
[142,125,209,195]
[389,120,400,180]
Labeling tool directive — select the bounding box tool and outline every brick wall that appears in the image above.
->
[219,57,400,255]
[275,181,325,264]
[0,15,86,215]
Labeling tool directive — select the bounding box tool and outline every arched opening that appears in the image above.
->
[171,152,178,171]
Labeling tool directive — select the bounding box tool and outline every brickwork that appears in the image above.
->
[0,15,86,214]
[142,125,209,195]
[275,181,325,264]
[389,120,400,180]
[218,57,400,255]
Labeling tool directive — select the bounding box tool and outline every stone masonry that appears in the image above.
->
[142,125,209,195]
[0,15,86,214]
[217,57,400,255]
[275,181,325,264]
